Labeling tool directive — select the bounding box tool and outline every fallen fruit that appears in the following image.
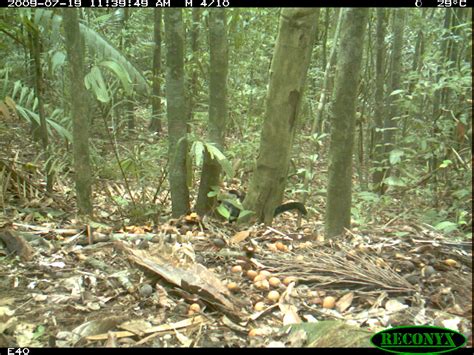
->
[246,270,258,280]
[275,241,287,251]
[268,277,281,287]
[231,265,243,273]
[227,282,239,292]
[322,296,336,309]
[188,303,201,315]
[253,274,267,282]
[267,290,280,303]
[283,276,297,286]
[254,279,270,290]
[444,259,458,267]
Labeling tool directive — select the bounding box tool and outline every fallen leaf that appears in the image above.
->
[230,230,251,244]
[336,292,354,313]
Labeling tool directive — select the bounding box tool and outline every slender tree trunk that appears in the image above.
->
[243,8,318,224]
[189,8,201,114]
[119,9,135,132]
[381,9,405,192]
[311,10,343,135]
[164,9,190,217]
[372,8,387,192]
[325,8,368,238]
[31,28,54,192]
[63,9,93,215]
[196,9,229,216]
[149,9,163,133]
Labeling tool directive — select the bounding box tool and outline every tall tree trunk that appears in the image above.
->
[381,9,405,192]
[243,8,318,225]
[325,8,368,238]
[371,8,387,192]
[311,9,343,135]
[120,9,135,132]
[196,9,229,216]
[63,9,93,215]
[149,9,163,133]
[31,28,54,192]
[189,8,201,115]
[164,9,190,217]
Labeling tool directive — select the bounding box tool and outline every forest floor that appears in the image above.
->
[0,118,472,347]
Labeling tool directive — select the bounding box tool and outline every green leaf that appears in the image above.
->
[192,141,205,166]
[33,325,45,340]
[384,176,406,187]
[389,89,405,96]
[205,143,226,161]
[204,143,234,178]
[46,118,72,142]
[51,51,66,73]
[216,204,231,219]
[439,160,452,168]
[237,210,254,221]
[389,149,404,165]
[98,60,132,95]
[219,159,234,179]
[85,66,110,103]
[207,190,218,198]
[434,221,458,233]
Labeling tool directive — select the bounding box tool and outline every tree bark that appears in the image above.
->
[196,9,229,216]
[149,9,163,133]
[164,9,190,217]
[325,8,368,238]
[243,8,318,224]
[63,9,93,215]
[381,9,405,192]
[371,8,387,192]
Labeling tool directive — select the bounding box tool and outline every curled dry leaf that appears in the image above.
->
[230,230,251,244]
[336,292,354,313]
[385,299,407,312]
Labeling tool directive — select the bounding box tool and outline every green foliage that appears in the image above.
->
[189,139,234,179]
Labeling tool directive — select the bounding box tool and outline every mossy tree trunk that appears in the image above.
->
[149,9,162,133]
[195,9,229,216]
[164,9,190,217]
[63,9,93,215]
[243,8,318,225]
[325,8,368,238]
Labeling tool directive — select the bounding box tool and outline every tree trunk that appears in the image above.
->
[311,9,342,135]
[381,9,405,192]
[164,9,190,217]
[31,28,54,192]
[63,9,93,215]
[189,8,201,114]
[371,8,387,192]
[243,8,318,225]
[325,8,368,238]
[195,9,229,216]
[149,9,163,133]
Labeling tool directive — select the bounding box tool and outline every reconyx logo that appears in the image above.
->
[371,325,466,354]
